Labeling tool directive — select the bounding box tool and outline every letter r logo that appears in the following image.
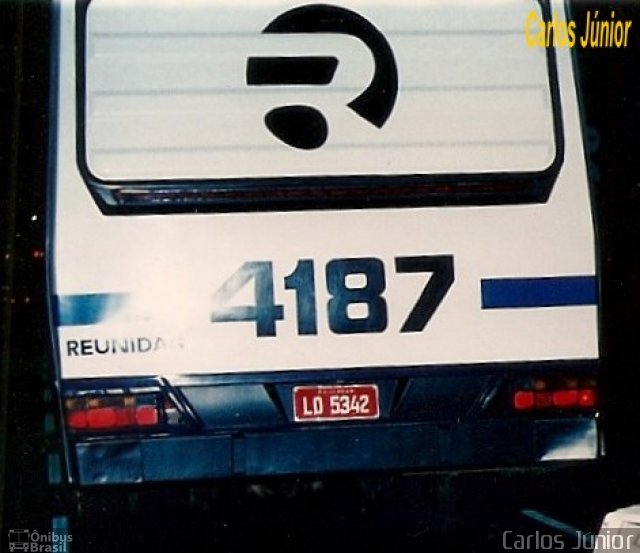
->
[247,4,399,150]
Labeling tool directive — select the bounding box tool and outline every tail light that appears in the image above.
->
[512,377,597,412]
[64,386,186,432]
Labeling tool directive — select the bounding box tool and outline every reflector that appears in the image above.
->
[534,392,553,408]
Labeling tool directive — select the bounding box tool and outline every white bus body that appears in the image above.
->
[50,0,600,483]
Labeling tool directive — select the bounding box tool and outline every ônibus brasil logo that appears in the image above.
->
[8,529,72,553]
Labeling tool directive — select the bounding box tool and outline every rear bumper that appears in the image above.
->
[75,417,597,485]
[63,360,600,484]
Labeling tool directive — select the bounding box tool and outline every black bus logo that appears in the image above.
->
[247,4,398,150]
[8,529,30,552]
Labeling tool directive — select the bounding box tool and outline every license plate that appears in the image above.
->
[293,384,380,423]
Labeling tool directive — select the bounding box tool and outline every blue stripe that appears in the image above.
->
[54,293,129,326]
[481,276,598,309]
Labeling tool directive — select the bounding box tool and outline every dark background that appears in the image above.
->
[2,1,640,551]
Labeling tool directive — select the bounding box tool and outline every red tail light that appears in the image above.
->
[552,389,578,407]
[86,407,118,429]
[65,392,170,431]
[513,377,597,412]
[578,388,597,408]
[513,391,535,410]
[135,405,159,426]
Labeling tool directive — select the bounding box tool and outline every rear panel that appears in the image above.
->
[49,0,600,483]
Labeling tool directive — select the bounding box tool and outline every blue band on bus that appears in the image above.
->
[54,293,129,326]
[54,275,598,326]
[481,276,598,309]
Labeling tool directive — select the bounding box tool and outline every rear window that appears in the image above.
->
[77,0,563,213]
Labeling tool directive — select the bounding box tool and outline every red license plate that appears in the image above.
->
[293,384,380,422]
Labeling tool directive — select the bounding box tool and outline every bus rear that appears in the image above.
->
[49,0,600,485]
